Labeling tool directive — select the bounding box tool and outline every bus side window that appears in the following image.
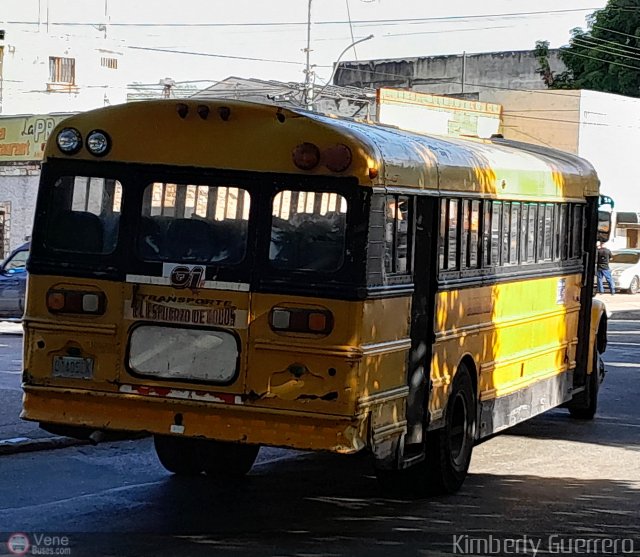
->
[384,195,412,277]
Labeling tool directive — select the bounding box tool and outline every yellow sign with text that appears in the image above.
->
[0,114,73,162]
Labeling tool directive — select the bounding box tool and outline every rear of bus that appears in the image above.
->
[21,100,408,474]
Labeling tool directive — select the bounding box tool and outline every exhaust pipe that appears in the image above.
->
[88,430,105,446]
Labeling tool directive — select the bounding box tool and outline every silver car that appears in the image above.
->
[611,249,640,294]
[0,242,30,318]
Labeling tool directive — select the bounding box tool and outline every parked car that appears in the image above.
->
[610,249,640,294]
[0,241,30,319]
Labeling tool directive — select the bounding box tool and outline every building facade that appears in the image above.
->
[0,114,71,255]
[334,50,566,97]
[0,24,128,115]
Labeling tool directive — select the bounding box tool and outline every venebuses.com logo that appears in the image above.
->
[6,533,72,556]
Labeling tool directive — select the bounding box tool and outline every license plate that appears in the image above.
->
[52,356,94,379]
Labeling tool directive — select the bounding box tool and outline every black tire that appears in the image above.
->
[569,344,601,420]
[375,365,475,497]
[629,276,639,295]
[153,435,203,475]
[201,441,260,478]
[423,366,475,494]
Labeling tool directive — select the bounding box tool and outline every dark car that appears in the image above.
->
[0,241,30,319]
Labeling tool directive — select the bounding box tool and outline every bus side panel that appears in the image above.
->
[246,294,411,421]
[23,275,124,393]
[429,274,581,435]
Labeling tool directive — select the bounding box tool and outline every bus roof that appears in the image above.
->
[45,99,599,201]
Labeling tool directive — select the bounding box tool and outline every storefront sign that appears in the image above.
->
[0,114,72,162]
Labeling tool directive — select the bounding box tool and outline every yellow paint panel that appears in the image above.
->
[430,274,582,416]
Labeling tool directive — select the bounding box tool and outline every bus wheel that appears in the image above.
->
[201,441,260,478]
[569,344,601,420]
[153,435,203,475]
[424,366,475,495]
[375,366,475,497]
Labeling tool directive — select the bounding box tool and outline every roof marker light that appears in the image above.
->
[218,106,231,121]
[86,130,111,157]
[292,142,320,171]
[197,105,210,120]
[176,103,189,119]
[324,143,352,172]
[56,128,82,155]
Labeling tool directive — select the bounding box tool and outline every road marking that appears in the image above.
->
[0,437,30,445]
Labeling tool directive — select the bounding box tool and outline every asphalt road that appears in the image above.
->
[0,302,638,556]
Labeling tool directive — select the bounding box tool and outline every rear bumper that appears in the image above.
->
[22,385,367,454]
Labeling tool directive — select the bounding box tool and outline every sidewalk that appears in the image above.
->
[0,320,23,335]
[594,292,640,319]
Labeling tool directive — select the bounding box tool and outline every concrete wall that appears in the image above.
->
[0,165,39,256]
[334,50,566,96]
[479,89,581,154]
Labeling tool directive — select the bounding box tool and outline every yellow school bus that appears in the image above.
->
[22,99,608,495]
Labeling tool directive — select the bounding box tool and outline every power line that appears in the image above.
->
[571,37,640,63]
[562,48,640,71]
[126,45,302,66]
[581,33,640,54]
[592,24,640,41]
[1,7,603,29]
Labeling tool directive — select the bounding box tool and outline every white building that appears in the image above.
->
[0,17,131,256]
[479,89,640,249]
[0,24,128,115]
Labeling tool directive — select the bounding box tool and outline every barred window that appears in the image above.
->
[49,57,75,84]
[101,57,118,70]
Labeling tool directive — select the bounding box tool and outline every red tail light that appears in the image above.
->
[46,289,106,315]
[269,307,333,335]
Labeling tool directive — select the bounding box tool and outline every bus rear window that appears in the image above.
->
[270,190,347,272]
[45,176,122,254]
[138,183,250,264]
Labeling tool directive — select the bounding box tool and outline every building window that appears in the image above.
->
[101,57,118,70]
[49,57,75,85]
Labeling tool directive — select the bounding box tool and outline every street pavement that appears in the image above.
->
[0,293,639,453]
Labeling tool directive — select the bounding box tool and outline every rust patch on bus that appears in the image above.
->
[258,364,338,402]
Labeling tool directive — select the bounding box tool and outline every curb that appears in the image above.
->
[0,435,89,456]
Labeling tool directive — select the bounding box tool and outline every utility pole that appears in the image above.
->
[302,0,314,109]
[461,51,466,95]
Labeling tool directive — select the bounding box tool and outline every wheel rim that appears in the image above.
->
[631,278,639,294]
[449,391,469,466]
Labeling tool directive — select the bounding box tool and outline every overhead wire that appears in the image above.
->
[2,7,604,28]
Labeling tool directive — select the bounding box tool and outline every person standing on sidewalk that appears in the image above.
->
[596,241,616,295]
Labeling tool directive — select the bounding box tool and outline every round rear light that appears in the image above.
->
[292,142,320,170]
[324,143,352,172]
[56,128,82,154]
[86,130,111,157]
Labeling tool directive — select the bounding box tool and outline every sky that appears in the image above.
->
[4,0,610,88]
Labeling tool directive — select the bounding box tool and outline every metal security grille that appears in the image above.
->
[100,57,118,70]
[49,57,75,84]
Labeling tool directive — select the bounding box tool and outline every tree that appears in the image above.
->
[536,0,640,97]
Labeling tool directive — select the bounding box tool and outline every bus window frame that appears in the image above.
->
[30,160,368,298]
